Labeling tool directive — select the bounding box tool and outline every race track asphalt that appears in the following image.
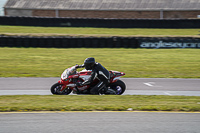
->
[0,78,200,133]
[0,78,200,96]
[0,112,200,133]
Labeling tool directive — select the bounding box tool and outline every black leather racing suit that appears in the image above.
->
[81,62,110,94]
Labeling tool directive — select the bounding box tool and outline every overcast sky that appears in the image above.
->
[0,0,7,16]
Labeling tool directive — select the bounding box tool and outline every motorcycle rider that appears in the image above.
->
[75,57,114,95]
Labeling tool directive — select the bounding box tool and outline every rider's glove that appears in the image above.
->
[75,64,84,69]
[76,82,83,86]
[75,64,80,69]
[76,64,85,68]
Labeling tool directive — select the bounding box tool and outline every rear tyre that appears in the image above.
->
[105,88,116,95]
[109,80,126,95]
[51,83,72,95]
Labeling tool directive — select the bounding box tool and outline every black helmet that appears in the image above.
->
[84,57,95,70]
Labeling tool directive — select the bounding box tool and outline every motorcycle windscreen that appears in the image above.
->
[61,66,77,79]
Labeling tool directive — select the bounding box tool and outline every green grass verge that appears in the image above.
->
[0,25,200,37]
[0,48,200,78]
[0,95,200,112]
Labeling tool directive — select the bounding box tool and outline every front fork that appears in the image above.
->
[58,80,67,92]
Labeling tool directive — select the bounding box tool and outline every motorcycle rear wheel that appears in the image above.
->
[109,80,126,95]
[51,83,72,95]
[105,88,116,95]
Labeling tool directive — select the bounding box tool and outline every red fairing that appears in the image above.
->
[121,72,125,76]
[109,71,125,83]
[79,71,92,75]
[68,74,79,79]
[58,80,63,84]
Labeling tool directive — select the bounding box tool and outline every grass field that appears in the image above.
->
[0,48,200,78]
[0,25,200,37]
[0,95,200,112]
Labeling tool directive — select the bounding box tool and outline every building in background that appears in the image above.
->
[4,0,200,19]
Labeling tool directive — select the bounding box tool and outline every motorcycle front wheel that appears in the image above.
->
[51,83,72,95]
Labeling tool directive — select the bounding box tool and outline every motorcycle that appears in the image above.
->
[51,65,126,95]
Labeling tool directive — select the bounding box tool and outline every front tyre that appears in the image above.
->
[51,83,72,95]
[109,80,126,95]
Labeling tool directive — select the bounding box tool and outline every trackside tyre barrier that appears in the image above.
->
[0,36,200,49]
